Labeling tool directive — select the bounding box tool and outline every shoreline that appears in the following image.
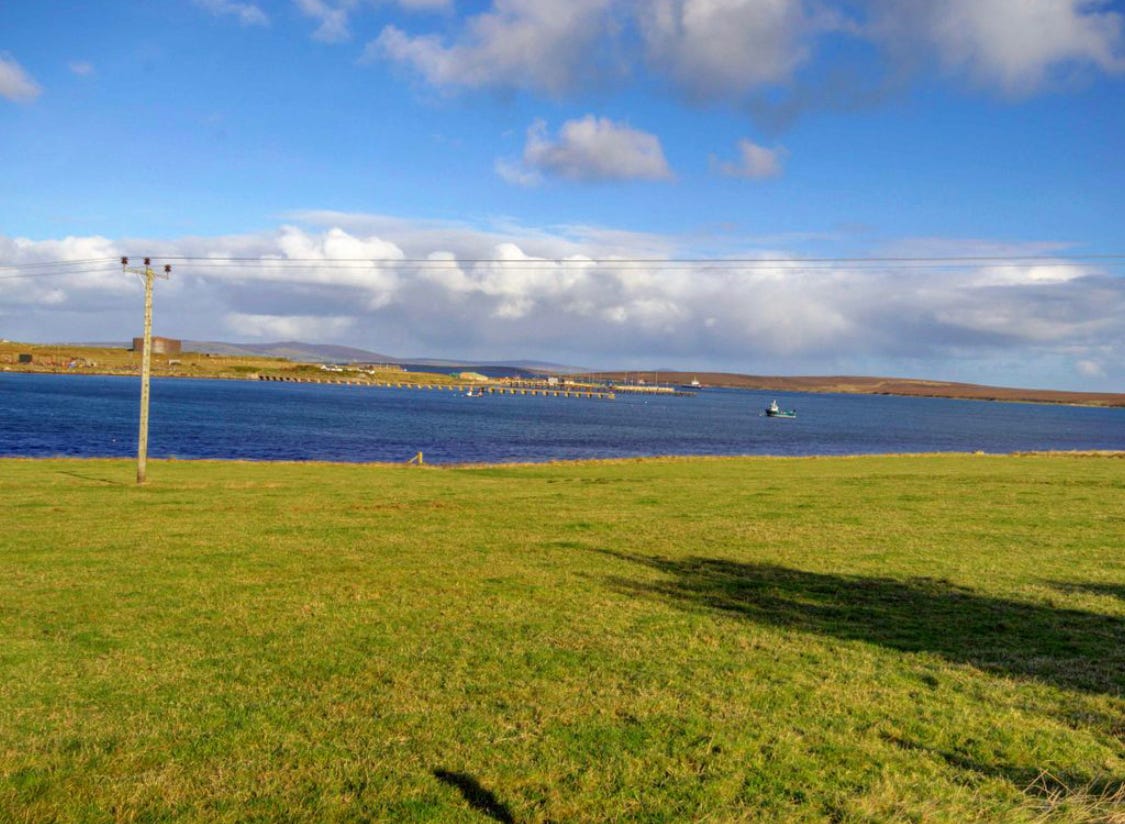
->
[5,450,1123,472]
[586,370,1125,409]
[4,366,1124,409]
[3,340,1122,408]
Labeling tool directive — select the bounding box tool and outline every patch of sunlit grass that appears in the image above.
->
[0,454,1122,821]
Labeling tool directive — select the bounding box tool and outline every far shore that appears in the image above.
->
[585,370,1125,408]
[2,341,1122,408]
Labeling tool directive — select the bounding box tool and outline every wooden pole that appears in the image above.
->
[122,257,170,485]
[137,264,154,484]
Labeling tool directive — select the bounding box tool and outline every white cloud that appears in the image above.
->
[0,235,136,331]
[225,312,355,339]
[295,0,354,42]
[1076,359,1105,377]
[395,0,452,10]
[637,0,837,99]
[716,139,786,179]
[868,0,1125,95]
[2,223,1122,390]
[365,0,1125,107]
[194,0,269,27]
[0,55,42,102]
[297,0,453,44]
[68,61,95,77]
[495,158,543,187]
[973,263,1088,286]
[179,225,405,309]
[938,0,1125,93]
[368,0,836,98]
[369,0,619,95]
[502,116,674,184]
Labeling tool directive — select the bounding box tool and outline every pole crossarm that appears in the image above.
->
[122,256,172,281]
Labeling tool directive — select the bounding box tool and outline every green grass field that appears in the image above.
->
[2,454,1123,822]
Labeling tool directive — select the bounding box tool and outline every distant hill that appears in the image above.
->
[48,341,1122,406]
[183,340,398,364]
[182,341,587,374]
[586,371,1125,408]
[399,357,589,374]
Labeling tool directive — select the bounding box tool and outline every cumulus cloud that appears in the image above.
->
[0,55,42,102]
[194,0,269,27]
[365,0,1125,107]
[296,0,452,44]
[715,139,786,179]
[2,222,1122,390]
[369,0,620,95]
[372,0,827,98]
[225,312,355,339]
[636,0,841,99]
[868,0,1125,95]
[0,234,129,303]
[501,117,674,184]
[295,0,353,42]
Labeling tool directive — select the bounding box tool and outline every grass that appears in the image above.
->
[1,454,1123,822]
[0,341,459,385]
[0,341,288,378]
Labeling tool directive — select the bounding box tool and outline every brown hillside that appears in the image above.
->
[584,371,1125,408]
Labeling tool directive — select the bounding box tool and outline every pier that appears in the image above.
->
[257,374,616,400]
[604,384,696,397]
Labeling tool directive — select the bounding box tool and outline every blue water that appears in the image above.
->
[1,373,1121,463]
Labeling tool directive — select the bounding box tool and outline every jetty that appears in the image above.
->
[257,374,616,400]
[606,384,695,397]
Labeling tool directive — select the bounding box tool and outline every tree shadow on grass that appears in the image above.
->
[600,551,1125,697]
[433,769,516,823]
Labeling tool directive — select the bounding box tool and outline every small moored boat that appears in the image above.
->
[764,399,796,418]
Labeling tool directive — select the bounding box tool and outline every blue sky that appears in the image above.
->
[2,0,1124,391]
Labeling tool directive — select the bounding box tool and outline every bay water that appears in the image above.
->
[1,373,1121,464]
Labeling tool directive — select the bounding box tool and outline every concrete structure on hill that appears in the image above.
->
[131,336,182,355]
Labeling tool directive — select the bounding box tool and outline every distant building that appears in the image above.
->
[131,336,182,355]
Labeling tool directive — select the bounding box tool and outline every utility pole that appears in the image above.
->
[122,257,171,484]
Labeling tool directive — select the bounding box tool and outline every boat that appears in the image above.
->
[764,399,796,418]
[465,388,484,398]
[680,377,703,390]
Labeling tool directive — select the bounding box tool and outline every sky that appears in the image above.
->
[1,0,1124,391]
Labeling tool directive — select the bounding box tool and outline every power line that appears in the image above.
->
[0,256,119,269]
[2,253,1123,281]
[158,259,1125,272]
[0,264,123,281]
[157,253,1125,264]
